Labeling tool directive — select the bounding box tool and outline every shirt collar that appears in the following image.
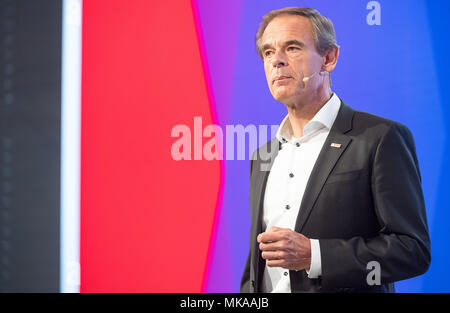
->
[276,93,341,143]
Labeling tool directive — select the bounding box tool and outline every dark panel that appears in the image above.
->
[0,0,62,292]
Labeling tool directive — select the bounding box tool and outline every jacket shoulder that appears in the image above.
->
[351,108,412,138]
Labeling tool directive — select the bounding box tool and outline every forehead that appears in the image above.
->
[261,14,314,47]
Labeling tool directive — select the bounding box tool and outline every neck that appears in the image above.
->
[285,86,333,138]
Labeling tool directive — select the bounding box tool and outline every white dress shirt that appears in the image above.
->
[261,93,341,293]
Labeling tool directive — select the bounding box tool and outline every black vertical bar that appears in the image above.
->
[0,0,62,292]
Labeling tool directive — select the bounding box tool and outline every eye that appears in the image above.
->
[287,46,300,51]
[264,50,274,57]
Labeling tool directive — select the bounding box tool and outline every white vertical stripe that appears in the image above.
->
[60,0,82,293]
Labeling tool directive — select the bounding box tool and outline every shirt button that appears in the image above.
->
[284,272,289,276]
[285,204,290,210]
[289,173,294,178]
[296,142,300,147]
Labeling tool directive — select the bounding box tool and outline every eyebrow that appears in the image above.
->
[285,40,305,48]
[261,40,305,53]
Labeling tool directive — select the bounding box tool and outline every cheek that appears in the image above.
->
[264,68,276,93]
[264,65,271,81]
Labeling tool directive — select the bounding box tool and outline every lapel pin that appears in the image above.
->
[330,143,342,148]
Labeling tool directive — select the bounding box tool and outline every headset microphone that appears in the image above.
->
[302,72,317,83]
[302,71,329,86]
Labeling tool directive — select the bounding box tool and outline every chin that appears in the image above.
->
[272,90,293,102]
[272,85,296,101]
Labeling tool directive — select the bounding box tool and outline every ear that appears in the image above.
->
[321,45,339,73]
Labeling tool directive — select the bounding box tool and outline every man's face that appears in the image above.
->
[261,15,325,103]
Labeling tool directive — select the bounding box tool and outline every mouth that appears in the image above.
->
[272,75,292,85]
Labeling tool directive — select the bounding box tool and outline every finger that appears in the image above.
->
[261,250,285,260]
[259,240,284,251]
[258,230,286,243]
[257,227,289,243]
[257,233,263,243]
[257,232,274,243]
[266,259,285,267]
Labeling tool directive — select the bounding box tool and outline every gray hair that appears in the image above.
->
[255,7,339,59]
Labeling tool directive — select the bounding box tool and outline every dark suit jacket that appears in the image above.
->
[240,100,431,293]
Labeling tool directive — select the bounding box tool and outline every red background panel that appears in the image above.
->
[80,0,220,292]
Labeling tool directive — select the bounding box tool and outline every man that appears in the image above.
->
[240,7,431,293]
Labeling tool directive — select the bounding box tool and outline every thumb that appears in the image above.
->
[268,226,283,232]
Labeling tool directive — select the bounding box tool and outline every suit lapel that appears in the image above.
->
[250,139,280,291]
[251,139,280,228]
[294,101,354,233]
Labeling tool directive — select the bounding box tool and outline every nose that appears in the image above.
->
[271,50,288,68]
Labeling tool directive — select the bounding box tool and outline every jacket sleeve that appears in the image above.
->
[319,123,431,289]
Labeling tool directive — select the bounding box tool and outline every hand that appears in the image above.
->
[257,226,311,271]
